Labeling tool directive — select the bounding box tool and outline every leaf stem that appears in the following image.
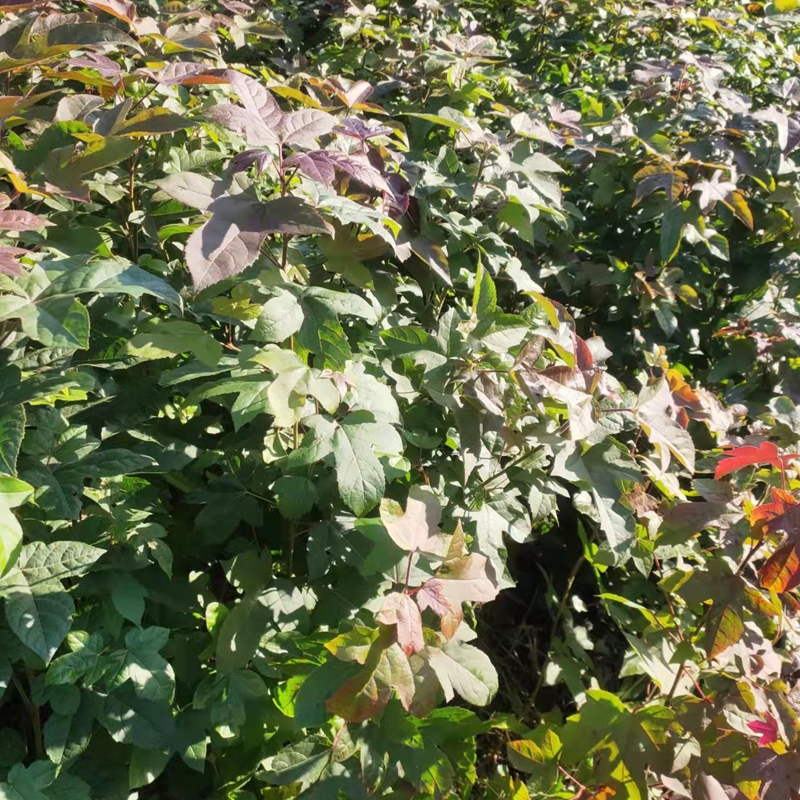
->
[403,550,414,590]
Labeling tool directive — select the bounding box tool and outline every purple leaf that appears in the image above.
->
[283,151,338,187]
[334,117,393,141]
[186,214,267,292]
[275,109,335,147]
[0,245,27,276]
[0,210,54,231]
[186,196,331,290]
[145,62,229,86]
[219,0,252,13]
[330,153,391,193]
[63,53,121,77]
[384,173,411,219]
[204,104,279,147]
[548,102,582,131]
[225,71,282,127]
[376,592,423,656]
[230,149,272,174]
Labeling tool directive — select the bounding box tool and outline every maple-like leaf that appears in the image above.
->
[753,490,800,593]
[379,485,447,554]
[760,539,800,593]
[416,578,461,640]
[693,170,754,229]
[750,488,800,530]
[436,553,498,605]
[376,592,423,656]
[748,713,780,746]
[635,378,696,472]
[714,441,798,480]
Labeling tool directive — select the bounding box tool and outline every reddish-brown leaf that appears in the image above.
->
[666,368,702,410]
[376,592,423,656]
[0,209,54,231]
[574,334,594,372]
[760,539,800,593]
[750,488,800,531]
[416,578,462,640]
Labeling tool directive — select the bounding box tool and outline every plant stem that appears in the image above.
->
[737,539,765,576]
[471,143,488,206]
[403,550,414,590]
[281,234,290,270]
[531,553,585,705]
[13,671,44,759]
[286,522,295,577]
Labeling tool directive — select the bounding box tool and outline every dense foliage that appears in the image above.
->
[1,0,800,798]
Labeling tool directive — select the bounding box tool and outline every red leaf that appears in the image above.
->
[748,713,780,746]
[714,441,797,480]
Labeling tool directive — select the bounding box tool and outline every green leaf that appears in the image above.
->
[102,685,175,750]
[272,476,318,519]
[0,406,25,477]
[175,711,208,773]
[40,257,181,306]
[116,108,196,137]
[660,202,694,263]
[251,292,304,343]
[426,642,498,706]
[636,378,696,472]
[0,295,90,350]
[0,501,22,579]
[2,583,74,664]
[216,579,305,672]
[109,573,146,626]
[472,259,497,318]
[0,541,104,661]
[552,441,642,564]
[0,476,34,508]
[46,631,107,686]
[332,412,393,516]
[107,627,175,702]
[261,739,331,788]
[43,693,94,767]
[126,319,222,366]
[67,136,142,176]
[128,747,171,789]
